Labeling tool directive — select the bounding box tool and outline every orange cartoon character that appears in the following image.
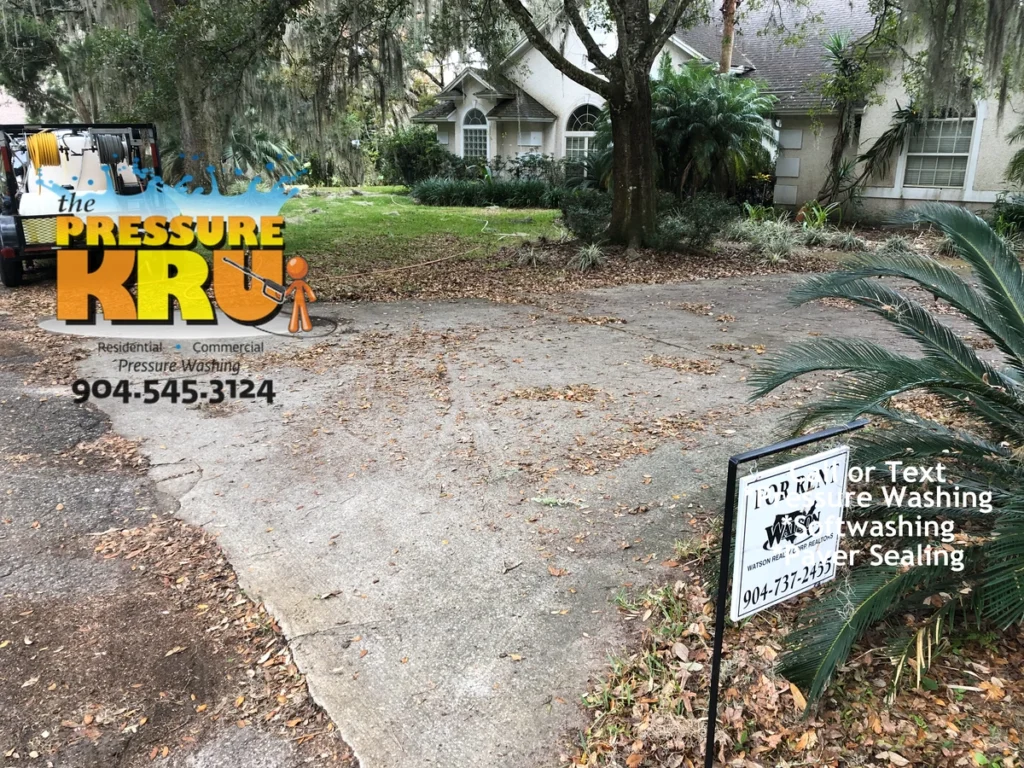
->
[284,256,316,333]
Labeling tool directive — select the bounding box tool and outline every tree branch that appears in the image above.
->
[563,0,611,73]
[648,0,694,62]
[498,0,610,97]
[415,64,445,89]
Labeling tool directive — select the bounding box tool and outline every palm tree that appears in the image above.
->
[651,56,776,196]
[751,203,1024,706]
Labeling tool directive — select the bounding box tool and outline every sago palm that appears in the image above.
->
[651,56,776,196]
[750,203,1024,706]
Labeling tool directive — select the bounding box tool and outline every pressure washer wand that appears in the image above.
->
[221,257,287,304]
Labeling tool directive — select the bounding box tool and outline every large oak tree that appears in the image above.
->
[498,0,697,247]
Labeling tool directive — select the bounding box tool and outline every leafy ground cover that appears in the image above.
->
[568,521,1024,768]
[281,188,836,302]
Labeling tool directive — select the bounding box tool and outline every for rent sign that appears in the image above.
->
[729,445,850,622]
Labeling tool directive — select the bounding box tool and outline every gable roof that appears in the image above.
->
[412,66,556,123]
[411,100,457,122]
[677,0,876,112]
[486,92,555,121]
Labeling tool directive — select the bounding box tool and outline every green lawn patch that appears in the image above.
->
[282,187,561,277]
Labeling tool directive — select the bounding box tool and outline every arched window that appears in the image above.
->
[565,104,600,160]
[462,108,488,159]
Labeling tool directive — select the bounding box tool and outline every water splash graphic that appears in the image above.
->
[36,161,307,220]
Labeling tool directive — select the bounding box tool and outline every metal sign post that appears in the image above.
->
[703,419,867,768]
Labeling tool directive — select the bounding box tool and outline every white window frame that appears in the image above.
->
[902,111,975,189]
[564,104,600,162]
[860,101,993,202]
[462,108,488,160]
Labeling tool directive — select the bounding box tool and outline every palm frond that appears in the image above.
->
[909,203,1024,368]
[790,277,1016,388]
[779,565,954,707]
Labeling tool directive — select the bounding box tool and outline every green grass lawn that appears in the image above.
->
[282,187,561,277]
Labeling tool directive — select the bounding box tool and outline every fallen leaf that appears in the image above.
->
[790,682,807,711]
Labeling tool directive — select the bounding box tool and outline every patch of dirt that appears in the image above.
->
[0,519,355,767]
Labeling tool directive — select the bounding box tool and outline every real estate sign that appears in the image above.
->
[730,445,850,622]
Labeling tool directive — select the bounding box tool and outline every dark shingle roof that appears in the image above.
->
[677,0,876,112]
[411,100,456,122]
[486,92,556,121]
[465,67,518,96]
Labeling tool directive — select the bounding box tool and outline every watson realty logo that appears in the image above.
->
[49,163,316,336]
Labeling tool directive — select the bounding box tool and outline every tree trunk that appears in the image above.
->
[607,80,658,248]
[719,0,738,73]
[177,86,232,191]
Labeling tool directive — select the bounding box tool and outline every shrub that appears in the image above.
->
[377,127,477,185]
[723,218,754,242]
[799,200,841,229]
[752,203,1024,707]
[802,227,832,247]
[652,56,776,196]
[829,230,868,251]
[749,220,798,262]
[559,189,612,243]
[410,178,563,208]
[992,192,1024,231]
[743,202,788,223]
[880,235,914,255]
[652,193,737,251]
[568,243,605,272]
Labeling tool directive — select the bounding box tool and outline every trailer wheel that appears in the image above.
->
[0,255,23,288]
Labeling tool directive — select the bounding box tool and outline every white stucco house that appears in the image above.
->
[412,0,1024,218]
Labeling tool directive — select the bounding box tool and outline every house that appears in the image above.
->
[411,0,1024,218]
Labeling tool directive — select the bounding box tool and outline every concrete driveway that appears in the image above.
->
[76,274,902,768]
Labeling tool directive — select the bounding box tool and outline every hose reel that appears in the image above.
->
[94,133,129,166]
[26,132,61,168]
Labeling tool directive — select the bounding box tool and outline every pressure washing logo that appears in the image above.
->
[42,157,317,338]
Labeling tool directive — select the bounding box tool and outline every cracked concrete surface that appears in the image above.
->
[77,275,913,768]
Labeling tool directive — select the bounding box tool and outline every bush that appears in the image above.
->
[652,193,737,251]
[749,220,798,262]
[753,203,1024,707]
[829,230,868,251]
[559,189,612,243]
[567,243,605,272]
[992,192,1024,231]
[377,127,477,186]
[880,235,914,255]
[410,178,563,208]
